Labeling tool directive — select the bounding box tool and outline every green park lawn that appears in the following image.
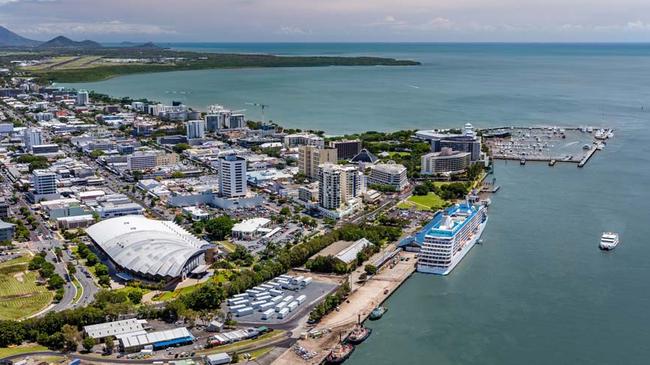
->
[0,256,54,320]
[399,193,448,211]
[0,343,49,358]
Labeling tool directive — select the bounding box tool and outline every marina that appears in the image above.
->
[483,126,614,167]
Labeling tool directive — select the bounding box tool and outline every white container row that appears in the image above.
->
[235,307,254,317]
[262,308,275,320]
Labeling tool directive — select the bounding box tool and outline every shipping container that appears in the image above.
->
[296,294,307,304]
[235,307,254,316]
[262,308,275,320]
[277,307,290,319]
[275,302,288,312]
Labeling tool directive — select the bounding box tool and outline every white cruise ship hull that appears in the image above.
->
[417,217,488,275]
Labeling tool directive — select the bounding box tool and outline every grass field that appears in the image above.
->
[220,241,237,253]
[398,193,448,211]
[0,343,48,358]
[153,272,228,302]
[0,256,54,320]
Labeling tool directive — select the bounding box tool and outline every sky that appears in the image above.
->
[2,0,650,42]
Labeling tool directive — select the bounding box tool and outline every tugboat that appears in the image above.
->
[325,343,355,364]
[369,306,387,320]
[520,158,526,165]
[345,318,372,345]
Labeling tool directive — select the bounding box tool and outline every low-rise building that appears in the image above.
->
[368,162,409,191]
[232,218,271,240]
[421,148,471,175]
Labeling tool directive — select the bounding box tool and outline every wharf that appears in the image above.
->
[272,252,417,365]
[578,144,601,168]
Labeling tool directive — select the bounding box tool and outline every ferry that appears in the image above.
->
[416,203,488,275]
[599,232,619,251]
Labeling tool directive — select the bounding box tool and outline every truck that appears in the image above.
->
[261,308,275,320]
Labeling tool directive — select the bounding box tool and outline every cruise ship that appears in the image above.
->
[416,203,488,275]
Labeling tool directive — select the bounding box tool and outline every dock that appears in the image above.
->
[272,252,417,365]
[578,143,601,168]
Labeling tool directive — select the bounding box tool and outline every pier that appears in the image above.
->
[578,143,601,168]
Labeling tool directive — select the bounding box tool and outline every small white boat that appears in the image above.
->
[599,232,619,251]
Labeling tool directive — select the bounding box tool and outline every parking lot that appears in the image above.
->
[224,279,338,326]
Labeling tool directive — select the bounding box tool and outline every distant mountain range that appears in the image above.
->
[0,25,40,47]
[0,25,160,49]
[37,35,102,49]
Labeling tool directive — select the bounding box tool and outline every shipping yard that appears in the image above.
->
[482,126,613,166]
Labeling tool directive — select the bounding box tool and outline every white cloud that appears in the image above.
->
[275,26,311,35]
[17,20,177,36]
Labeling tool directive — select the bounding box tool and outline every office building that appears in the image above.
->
[127,152,157,170]
[23,128,43,150]
[32,170,57,195]
[368,162,409,191]
[0,220,14,242]
[318,163,362,213]
[421,148,471,175]
[329,139,362,160]
[218,155,247,198]
[76,90,89,106]
[298,145,338,179]
[186,120,206,139]
[416,123,482,161]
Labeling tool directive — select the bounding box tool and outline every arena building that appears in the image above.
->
[86,215,210,281]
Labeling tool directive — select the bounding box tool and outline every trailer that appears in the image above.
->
[267,281,282,289]
[229,304,246,311]
[260,284,274,290]
[256,295,272,302]
[275,302,288,312]
[287,301,299,312]
[246,289,261,297]
[232,299,249,306]
[292,276,305,285]
[233,293,248,299]
[259,302,275,311]
[278,274,293,280]
[277,307,290,319]
[296,294,307,304]
[300,277,313,287]
[282,295,294,303]
[261,309,275,320]
[235,307,254,317]
[271,295,283,304]
[269,289,283,297]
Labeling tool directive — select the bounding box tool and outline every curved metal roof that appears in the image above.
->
[86,215,209,278]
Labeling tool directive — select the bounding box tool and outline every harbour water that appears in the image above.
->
[64,43,650,364]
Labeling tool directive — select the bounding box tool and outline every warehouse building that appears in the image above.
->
[83,318,147,341]
[119,327,194,353]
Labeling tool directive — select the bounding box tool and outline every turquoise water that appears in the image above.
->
[64,44,650,364]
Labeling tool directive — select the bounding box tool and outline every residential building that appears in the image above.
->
[329,139,362,160]
[218,155,247,198]
[284,133,325,148]
[155,152,179,166]
[318,163,362,213]
[186,119,206,139]
[368,162,409,191]
[0,199,9,219]
[298,145,337,179]
[421,148,471,175]
[76,90,89,106]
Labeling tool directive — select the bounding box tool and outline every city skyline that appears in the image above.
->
[1,0,650,42]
